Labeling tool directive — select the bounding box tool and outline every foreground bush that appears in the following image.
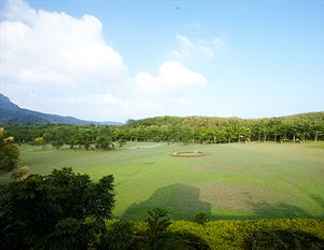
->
[247,230,324,250]
[0,168,114,250]
[102,209,211,250]
[169,219,324,249]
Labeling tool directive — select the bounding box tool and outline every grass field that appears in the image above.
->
[1,142,324,220]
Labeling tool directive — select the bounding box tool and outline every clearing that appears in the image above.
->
[1,142,324,219]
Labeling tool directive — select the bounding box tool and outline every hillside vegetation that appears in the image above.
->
[123,112,324,143]
[3,112,324,148]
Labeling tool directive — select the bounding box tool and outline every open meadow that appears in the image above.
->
[1,142,324,220]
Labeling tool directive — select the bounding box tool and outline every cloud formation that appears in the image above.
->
[135,61,207,93]
[0,0,127,87]
[170,34,223,63]
[0,0,210,121]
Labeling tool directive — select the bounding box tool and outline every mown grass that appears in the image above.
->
[1,142,324,219]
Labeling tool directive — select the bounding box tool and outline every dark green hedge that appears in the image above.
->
[165,219,324,249]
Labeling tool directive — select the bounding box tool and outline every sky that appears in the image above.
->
[0,0,324,122]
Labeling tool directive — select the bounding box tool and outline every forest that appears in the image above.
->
[3,112,324,149]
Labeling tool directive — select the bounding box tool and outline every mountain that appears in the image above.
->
[0,93,121,125]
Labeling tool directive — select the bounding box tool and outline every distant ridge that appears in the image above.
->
[0,93,122,125]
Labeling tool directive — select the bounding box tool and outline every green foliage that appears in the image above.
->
[4,112,324,148]
[169,219,324,249]
[145,208,172,249]
[0,128,19,171]
[95,127,114,150]
[98,220,135,250]
[118,113,324,144]
[194,212,210,225]
[0,143,19,171]
[0,168,114,249]
[117,138,127,148]
[41,216,105,250]
[246,230,324,250]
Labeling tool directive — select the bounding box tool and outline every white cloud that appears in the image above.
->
[0,0,211,121]
[0,0,127,87]
[170,34,223,63]
[135,61,207,94]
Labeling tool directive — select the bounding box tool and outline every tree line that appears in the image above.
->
[3,112,324,146]
[123,113,324,143]
[3,125,125,150]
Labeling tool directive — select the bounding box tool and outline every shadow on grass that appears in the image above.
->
[310,194,324,211]
[123,184,324,220]
[249,201,311,218]
[122,183,211,220]
[210,201,313,220]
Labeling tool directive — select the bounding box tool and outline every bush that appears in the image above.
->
[0,128,19,171]
[194,212,210,225]
[98,220,135,250]
[129,209,211,250]
[0,168,114,249]
[246,230,324,250]
[0,142,19,171]
[169,219,324,249]
[41,217,105,250]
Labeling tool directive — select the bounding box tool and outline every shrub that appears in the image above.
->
[0,168,114,249]
[246,230,324,250]
[194,212,210,225]
[0,141,19,171]
[98,220,135,250]
[169,219,324,249]
[145,208,171,249]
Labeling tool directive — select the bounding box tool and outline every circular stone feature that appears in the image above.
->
[171,151,205,157]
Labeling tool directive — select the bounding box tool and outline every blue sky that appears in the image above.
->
[0,0,324,122]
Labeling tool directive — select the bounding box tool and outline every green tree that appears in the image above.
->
[0,128,19,171]
[145,208,171,250]
[0,168,114,249]
[98,220,135,250]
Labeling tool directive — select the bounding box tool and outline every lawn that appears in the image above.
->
[1,142,324,220]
